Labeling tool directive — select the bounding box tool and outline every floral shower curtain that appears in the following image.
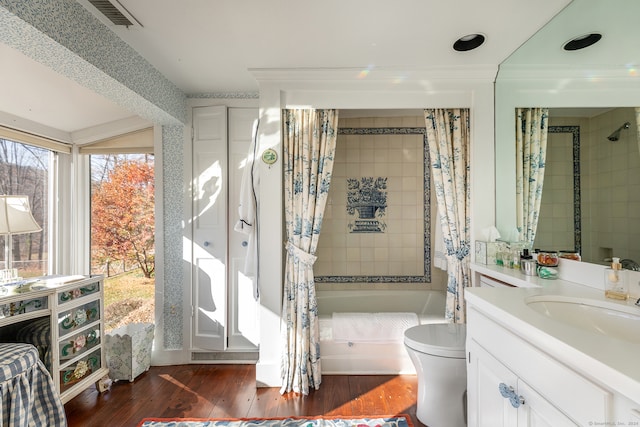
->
[424,109,470,324]
[515,107,549,247]
[280,109,338,394]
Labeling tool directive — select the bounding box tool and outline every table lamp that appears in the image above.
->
[0,195,42,284]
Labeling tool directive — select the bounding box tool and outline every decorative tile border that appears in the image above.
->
[316,127,431,284]
[548,125,581,254]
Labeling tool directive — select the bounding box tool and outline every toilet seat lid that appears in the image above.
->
[404,323,466,358]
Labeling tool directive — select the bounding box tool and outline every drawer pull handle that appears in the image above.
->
[498,383,525,408]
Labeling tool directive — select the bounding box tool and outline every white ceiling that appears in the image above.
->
[0,42,135,133]
[100,0,567,94]
[3,0,635,137]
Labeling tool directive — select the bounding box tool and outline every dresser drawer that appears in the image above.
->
[59,347,102,393]
[0,296,48,320]
[57,280,101,306]
[58,299,100,337]
[59,325,101,361]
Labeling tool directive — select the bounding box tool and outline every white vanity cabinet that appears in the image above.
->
[466,304,613,426]
[615,396,640,425]
[467,327,585,426]
[466,264,640,427]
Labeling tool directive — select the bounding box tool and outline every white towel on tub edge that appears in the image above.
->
[332,312,419,343]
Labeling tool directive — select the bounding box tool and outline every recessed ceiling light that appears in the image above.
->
[563,33,602,51]
[453,34,485,52]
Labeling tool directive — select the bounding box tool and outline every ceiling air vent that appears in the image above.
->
[86,0,142,27]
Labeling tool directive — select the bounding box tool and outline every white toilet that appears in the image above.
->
[404,323,467,427]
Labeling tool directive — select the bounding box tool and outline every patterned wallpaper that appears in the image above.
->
[0,0,185,125]
[161,125,184,350]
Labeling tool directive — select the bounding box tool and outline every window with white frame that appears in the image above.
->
[0,137,55,277]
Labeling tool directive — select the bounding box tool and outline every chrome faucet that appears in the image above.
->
[621,259,640,271]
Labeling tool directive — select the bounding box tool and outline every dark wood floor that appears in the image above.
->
[63,364,425,427]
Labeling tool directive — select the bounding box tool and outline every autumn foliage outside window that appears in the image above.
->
[90,157,155,278]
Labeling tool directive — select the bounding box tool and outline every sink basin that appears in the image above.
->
[525,295,640,344]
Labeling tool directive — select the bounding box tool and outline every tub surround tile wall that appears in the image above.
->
[585,107,640,264]
[315,116,447,292]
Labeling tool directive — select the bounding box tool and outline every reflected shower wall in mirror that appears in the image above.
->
[534,107,640,265]
[534,125,580,255]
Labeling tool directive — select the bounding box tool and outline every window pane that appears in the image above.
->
[0,138,51,277]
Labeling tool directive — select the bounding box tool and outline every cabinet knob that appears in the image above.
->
[203,241,210,247]
[242,241,248,247]
[499,383,525,408]
[499,383,514,398]
[509,394,525,408]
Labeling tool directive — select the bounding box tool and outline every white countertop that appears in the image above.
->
[466,265,640,404]
[471,262,560,288]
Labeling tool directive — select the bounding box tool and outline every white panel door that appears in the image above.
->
[192,105,227,350]
[468,340,518,427]
[517,381,577,427]
[228,108,259,349]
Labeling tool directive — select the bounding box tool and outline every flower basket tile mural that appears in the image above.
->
[347,177,387,233]
[315,118,431,284]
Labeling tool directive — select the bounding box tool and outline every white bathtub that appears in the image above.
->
[316,289,447,375]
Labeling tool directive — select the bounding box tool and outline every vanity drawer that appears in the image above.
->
[59,325,100,361]
[59,347,102,393]
[58,299,100,337]
[57,280,101,306]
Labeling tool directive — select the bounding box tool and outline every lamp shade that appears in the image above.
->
[0,195,42,235]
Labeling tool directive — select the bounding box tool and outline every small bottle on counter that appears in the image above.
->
[512,249,521,270]
[604,257,628,300]
[521,249,536,276]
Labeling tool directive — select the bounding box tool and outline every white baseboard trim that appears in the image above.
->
[256,362,281,388]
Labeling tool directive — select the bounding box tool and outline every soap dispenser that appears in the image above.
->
[604,257,628,300]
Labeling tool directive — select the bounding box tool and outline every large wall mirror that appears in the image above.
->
[494,0,640,267]
[534,108,639,265]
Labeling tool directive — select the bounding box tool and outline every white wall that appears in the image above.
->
[251,67,497,387]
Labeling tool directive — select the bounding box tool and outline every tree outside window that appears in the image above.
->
[90,155,155,278]
[0,138,50,276]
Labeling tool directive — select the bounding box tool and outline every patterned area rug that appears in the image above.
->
[136,415,413,427]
